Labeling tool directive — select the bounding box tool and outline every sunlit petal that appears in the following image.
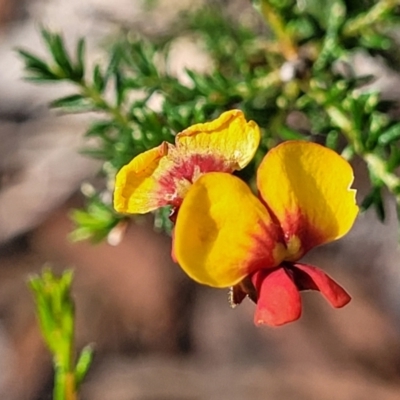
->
[176,110,260,170]
[113,142,169,213]
[257,141,358,259]
[251,268,302,326]
[292,263,351,308]
[174,173,286,287]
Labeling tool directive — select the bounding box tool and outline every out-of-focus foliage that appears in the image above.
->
[29,269,93,400]
[18,0,400,240]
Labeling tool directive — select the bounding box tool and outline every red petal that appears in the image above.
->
[251,268,302,327]
[292,263,351,308]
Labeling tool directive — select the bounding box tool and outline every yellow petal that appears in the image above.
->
[176,110,260,170]
[257,141,358,259]
[174,173,287,288]
[113,142,168,213]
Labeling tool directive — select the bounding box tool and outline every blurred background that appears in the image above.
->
[1,0,400,399]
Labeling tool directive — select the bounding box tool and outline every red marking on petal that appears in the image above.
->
[251,268,302,326]
[286,211,325,250]
[245,220,287,272]
[157,153,232,207]
[291,263,351,308]
[257,202,325,260]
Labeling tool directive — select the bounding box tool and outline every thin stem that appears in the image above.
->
[53,367,64,400]
[325,104,363,154]
[50,60,130,128]
[52,329,78,400]
[65,372,78,400]
[343,0,400,36]
[81,85,130,128]
[309,87,363,153]
[259,0,298,61]
[54,368,77,400]
[30,270,82,400]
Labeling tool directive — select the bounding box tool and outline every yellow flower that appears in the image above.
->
[174,141,358,326]
[113,110,260,214]
[113,109,358,327]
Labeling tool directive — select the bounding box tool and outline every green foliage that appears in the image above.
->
[19,29,85,82]
[29,268,93,400]
[69,194,123,242]
[18,0,400,239]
